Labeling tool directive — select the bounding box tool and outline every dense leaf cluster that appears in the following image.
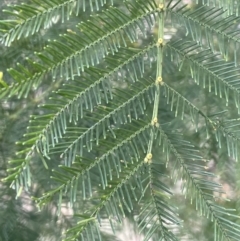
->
[1,0,240,240]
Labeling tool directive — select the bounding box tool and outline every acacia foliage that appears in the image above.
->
[1,0,240,240]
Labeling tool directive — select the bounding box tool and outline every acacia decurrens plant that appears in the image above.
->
[1,0,240,240]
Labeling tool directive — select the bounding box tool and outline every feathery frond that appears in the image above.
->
[157,126,240,240]
[1,0,240,240]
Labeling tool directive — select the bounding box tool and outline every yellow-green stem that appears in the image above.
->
[147,1,165,157]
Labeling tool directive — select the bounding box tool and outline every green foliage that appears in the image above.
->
[1,0,240,240]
